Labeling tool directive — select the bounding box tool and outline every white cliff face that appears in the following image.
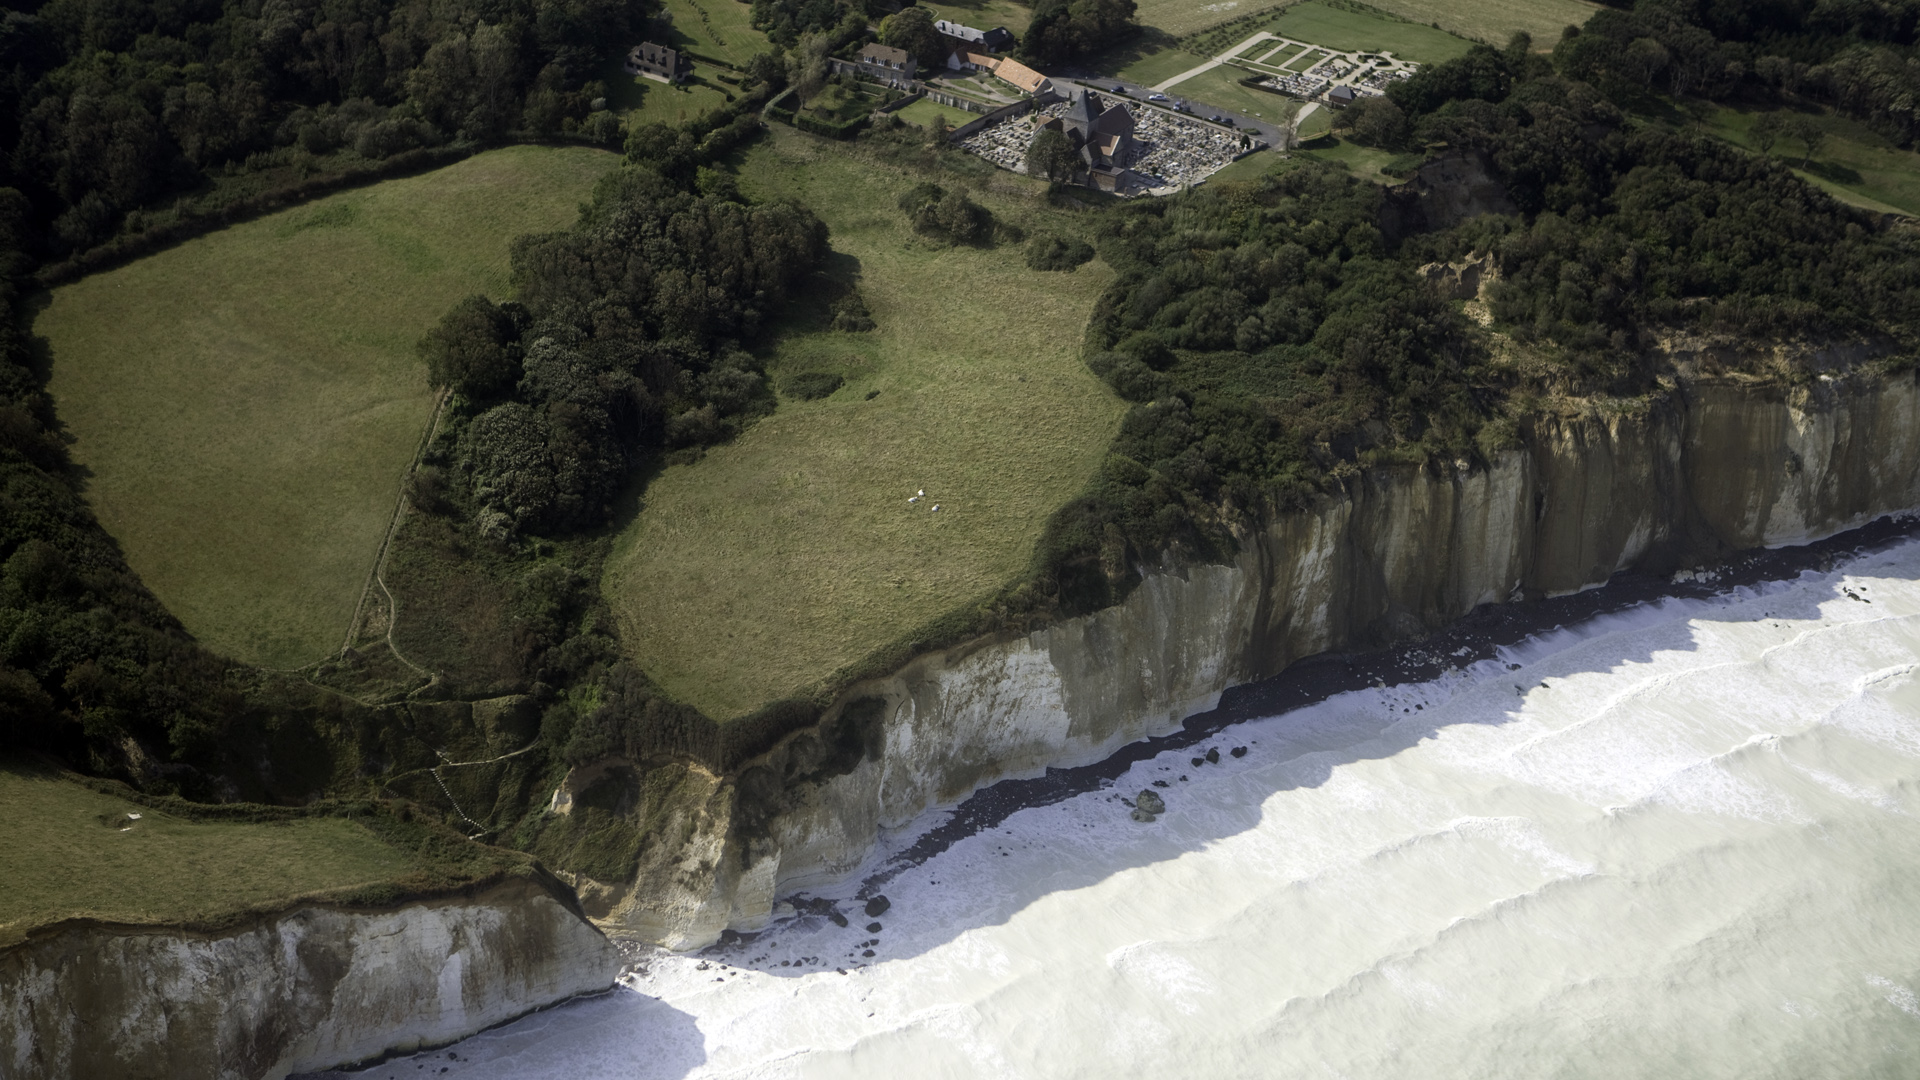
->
[0,877,620,1080]
[597,373,1920,949]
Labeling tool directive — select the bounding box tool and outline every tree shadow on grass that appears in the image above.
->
[691,513,1920,977]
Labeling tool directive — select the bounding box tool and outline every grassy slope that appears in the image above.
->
[603,130,1124,719]
[38,146,619,669]
[0,761,410,942]
[659,0,772,67]
[1265,3,1472,63]
[1361,0,1599,48]
[1131,0,1283,39]
[1700,105,1920,218]
[604,58,738,126]
[1300,133,1404,180]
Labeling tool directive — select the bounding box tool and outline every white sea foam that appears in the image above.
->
[345,539,1920,1079]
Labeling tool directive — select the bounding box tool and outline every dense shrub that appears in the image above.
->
[780,372,845,399]
[1025,233,1095,271]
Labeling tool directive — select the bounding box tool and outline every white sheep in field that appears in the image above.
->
[931,505,941,512]
[917,489,925,496]
[908,496,920,503]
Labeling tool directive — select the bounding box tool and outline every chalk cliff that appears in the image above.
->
[571,370,1920,948]
[0,875,621,1080]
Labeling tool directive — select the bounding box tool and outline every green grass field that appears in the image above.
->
[1105,45,1210,85]
[1297,104,1333,137]
[1132,0,1284,38]
[605,60,738,126]
[603,129,1125,719]
[1363,0,1598,47]
[1284,47,1328,69]
[919,0,1035,35]
[1700,105,1920,217]
[1204,147,1290,183]
[1170,64,1301,123]
[0,761,413,942]
[896,97,980,129]
[1301,133,1405,181]
[660,0,771,67]
[1268,3,1473,63]
[38,146,620,669]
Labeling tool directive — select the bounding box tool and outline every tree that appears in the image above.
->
[1020,0,1139,68]
[1334,96,1406,147]
[1785,114,1825,164]
[883,7,947,71]
[420,295,521,400]
[1025,127,1081,180]
[1750,111,1782,153]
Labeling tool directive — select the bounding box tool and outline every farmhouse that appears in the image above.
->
[625,42,690,84]
[1328,84,1356,107]
[855,43,917,86]
[992,57,1052,96]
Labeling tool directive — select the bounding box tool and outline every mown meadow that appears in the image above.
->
[37,146,619,669]
[602,127,1123,720]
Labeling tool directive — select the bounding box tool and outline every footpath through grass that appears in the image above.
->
[38,145,619,669]
[604,129,1124,720]
[0,760,417,945]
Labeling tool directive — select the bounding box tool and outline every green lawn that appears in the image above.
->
[1700,105,1920,218]
[659,0,771,68]
[1169,64,1301,124]
[603,128,1125,719]
[1269,2,1474,63]
[918,0,1035,35]
[1362,0,1599,48]
[1284,47,1329,70]
[1204,147,1291,183]
[606,60,738,126]
[0,761,413,943]
[1301,134,1405,182]
[1297,104,1333,137]
[1105,44,1212,86]
[896,97,980,129]
[38,146,620,669]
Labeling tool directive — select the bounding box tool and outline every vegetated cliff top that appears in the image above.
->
[0,756,538,948]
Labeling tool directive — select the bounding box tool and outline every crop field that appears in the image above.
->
[660,0,771,67]
[0,761,412,943]
[38,145,619,669]
[1362,0,1599,47]
[604,128,1124,720]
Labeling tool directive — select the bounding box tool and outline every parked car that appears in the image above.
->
[1148,92,1169,101]
[1111,85,1126,93]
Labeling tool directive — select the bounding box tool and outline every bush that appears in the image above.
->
[780,372,845,399]
[830,290,875,331]
[1025,233,1095,271]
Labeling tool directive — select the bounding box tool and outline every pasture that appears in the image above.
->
[604,60,738,125]
[0,760,414,943]
[920,0,1035,35]
[604,128,1124,720]
[38,145,619,669]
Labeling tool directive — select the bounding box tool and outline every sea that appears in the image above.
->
[343,523,1920,1079]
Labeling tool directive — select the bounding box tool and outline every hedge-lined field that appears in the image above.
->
[39,145,619,669]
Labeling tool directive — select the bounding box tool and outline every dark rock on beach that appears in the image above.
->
[1136,790,1166,814]
[864,896,891,918]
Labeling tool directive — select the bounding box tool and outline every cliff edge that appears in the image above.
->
[0,874,621,1080]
